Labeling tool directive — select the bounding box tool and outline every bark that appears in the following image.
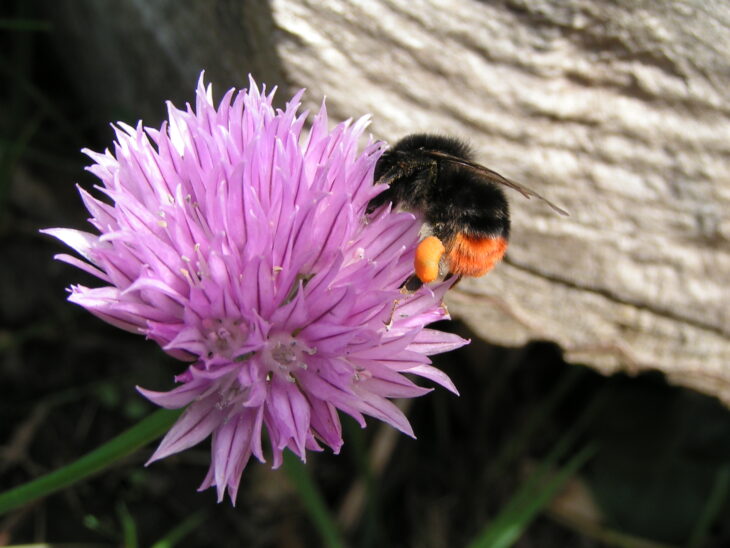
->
[44,0,730,402]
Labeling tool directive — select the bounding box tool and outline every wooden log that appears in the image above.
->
[43,0,730,402]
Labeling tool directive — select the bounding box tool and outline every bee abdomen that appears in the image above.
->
[446,234,508,278]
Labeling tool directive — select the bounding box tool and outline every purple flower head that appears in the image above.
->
[44,74,467,503]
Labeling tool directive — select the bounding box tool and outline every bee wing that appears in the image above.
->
[426,150,569,216]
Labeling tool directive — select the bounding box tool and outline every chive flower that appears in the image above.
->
[44,75,466,503]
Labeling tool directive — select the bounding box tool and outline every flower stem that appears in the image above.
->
[283,451,346,548]
[0,408,182,515]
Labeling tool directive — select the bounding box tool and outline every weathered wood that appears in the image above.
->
[44,0,730,402]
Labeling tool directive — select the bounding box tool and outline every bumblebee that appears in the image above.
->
[368,134,567,287]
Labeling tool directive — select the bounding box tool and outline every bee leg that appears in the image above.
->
[414,235,446,283]
[401,274,424,292]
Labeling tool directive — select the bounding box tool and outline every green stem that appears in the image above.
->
[0,408,182,515]
[468,444,599,548]
[151,509,208,548]
[283,451,346,548]
[687,465,730,548]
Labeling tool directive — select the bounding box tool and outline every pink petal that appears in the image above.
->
[147,393,225,463]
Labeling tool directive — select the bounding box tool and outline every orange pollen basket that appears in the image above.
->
[446,233,508,278]
[414,236,446,283]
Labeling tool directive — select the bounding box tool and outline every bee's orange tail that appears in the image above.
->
[447,233,507,278]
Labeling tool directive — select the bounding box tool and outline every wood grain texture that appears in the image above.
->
[43,0,730,401]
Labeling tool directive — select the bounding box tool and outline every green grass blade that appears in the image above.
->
[283,451,346,548]
[686,464,730,548]
[488,377,613,523]
[0,408,182,515]
[0,18,52,31]
[117,502,139,548]
[484,366,584,483]
[468,443,598,548]
[468,382,613,548]
[150,509,207,548]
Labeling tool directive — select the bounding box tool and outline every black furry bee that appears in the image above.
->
[368,134,567,287]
